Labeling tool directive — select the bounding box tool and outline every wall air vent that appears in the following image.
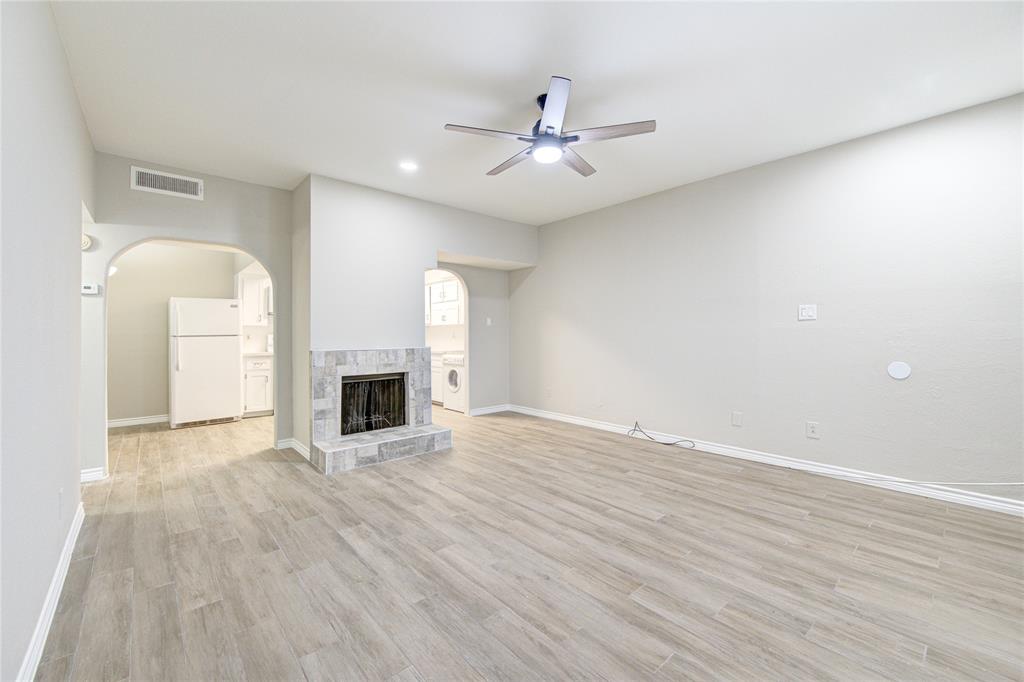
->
[130,166,204,200]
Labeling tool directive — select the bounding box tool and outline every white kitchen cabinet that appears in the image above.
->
[432,301,460,325]
[425,279,462,326]
[429,279,460,304]
[244,356,274,415]
[237,274,272,327]
[429,282,444,304]
[441,279,459,302]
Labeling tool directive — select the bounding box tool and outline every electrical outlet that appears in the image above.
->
[805,421,821,439]
[731,411,743,427]
[486,317,493,327]
[544,387,552,398]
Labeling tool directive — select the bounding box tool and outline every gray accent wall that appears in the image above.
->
[1,3,96,679]
[510,95,1023,501]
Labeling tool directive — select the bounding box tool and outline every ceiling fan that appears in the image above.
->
[444,76,656,177]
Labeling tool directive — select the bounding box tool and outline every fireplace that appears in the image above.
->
[341,372,406,434]
[310,348,451,475]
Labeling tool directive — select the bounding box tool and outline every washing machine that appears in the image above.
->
[442,353,466,413]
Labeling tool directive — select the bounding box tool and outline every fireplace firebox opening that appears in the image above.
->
[341,373,407,435]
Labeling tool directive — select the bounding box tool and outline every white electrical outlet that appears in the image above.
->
[798,304,818,321]
[486,317,493,327]
[731,411,743,427]
[805,421,821,439]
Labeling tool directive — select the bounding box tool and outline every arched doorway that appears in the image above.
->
[101,239,278,475]
[425,268,470,415]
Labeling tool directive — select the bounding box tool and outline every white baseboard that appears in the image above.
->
[276,438,310,461]
[107,414,168,428]
[80,467,106,483]
[18,502,85,681]
[506,405,1023,517]
[469,404,512,416]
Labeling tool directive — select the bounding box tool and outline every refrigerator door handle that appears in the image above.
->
[175,337,182,371]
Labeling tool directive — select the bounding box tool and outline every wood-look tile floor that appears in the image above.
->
[38,410,1023,681]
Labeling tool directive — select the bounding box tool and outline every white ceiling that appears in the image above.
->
[53,2,1022,226]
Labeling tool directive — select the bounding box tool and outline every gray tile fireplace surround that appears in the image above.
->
[310,348,452,474]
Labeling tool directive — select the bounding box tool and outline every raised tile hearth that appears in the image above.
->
[310,424,452,474]
[310,348,453,474]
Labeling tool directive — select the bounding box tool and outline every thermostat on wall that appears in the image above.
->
[81,283,100,295]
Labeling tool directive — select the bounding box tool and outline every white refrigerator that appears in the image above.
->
[169,297,242,428]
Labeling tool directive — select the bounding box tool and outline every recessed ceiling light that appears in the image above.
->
[399,160,419,172]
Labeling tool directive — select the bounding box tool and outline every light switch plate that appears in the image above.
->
[731,411,743,427]
[798,304,818,321]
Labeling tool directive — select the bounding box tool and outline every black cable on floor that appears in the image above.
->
[626,421,696,449]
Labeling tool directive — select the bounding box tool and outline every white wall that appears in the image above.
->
[1,3,95,679]
[291,177,311,448]
[81,153,293,474]
[511,95,1023,501]
[309,175,536,350]
[438,263,512,410]
[107,243,237,420]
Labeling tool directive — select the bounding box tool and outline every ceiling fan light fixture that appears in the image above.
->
[532,139,563,164]
[444,76,655,176]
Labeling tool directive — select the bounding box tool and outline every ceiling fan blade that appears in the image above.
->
[538,76,571,136]
[564,120,656,144]
[561,147,596,177]
[486,147,532,176]
[444,124,535,142]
